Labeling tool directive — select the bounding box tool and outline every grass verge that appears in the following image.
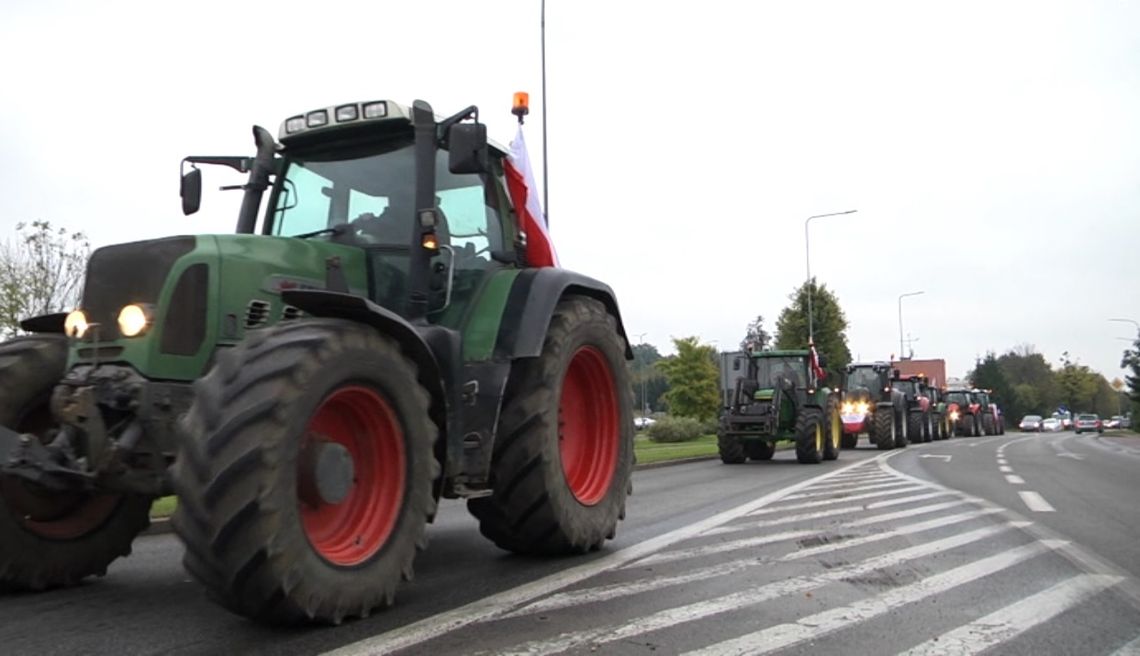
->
[634,433,719,465]
[151,496,177,519]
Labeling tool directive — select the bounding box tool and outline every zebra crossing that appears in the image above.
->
[335,459,1140,655]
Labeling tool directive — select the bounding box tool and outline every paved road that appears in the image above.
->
[3,434,1139,655]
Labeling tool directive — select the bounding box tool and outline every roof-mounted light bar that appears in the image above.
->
[278,100,408,140]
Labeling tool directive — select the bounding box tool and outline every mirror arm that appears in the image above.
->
[437,105,479,141]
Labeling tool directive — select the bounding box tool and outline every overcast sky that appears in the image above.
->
[2,0,1138,381]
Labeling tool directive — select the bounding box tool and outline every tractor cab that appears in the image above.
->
[842,361,893,403]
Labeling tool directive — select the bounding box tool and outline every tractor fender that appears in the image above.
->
[495,268,633,360]
[280,289,451,439]
[18,313,68,334]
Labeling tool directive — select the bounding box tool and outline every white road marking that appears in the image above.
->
[627,528,818,568]
[797,475,897,492]
[684,539,1062,656]
[703,497,966,537]
[747,484,930,515]
[897,574,1123,655]
[1019,491,1056,512]
[495,523,1024,654]
[997,458,1008,465]
[919,454,952,462]
[781,479,915,500]
[999,465,1013,473]
[320,454,890,656]
[780,507,1003,561]
[1112,634,1140,655]
[1005,474,1026,485]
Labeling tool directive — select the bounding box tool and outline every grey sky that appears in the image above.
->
[1,0,1138,381]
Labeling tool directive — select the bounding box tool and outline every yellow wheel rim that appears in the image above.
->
[832,412,841,447]
[815,425,823,453]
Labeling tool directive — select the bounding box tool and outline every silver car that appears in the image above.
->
[1018,415,1043,432]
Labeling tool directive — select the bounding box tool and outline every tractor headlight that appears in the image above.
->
[950,410,960,421]
[841,402,855,413]
[64,310,89,338]
[117,304,154,337]
[855,401,870,414]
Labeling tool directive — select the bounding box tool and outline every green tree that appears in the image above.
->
[773,278,851,387]
[0,221,89,338]
[631,342,669,414]
[1056,352,1098,414]
[657,337,720,421]
[1120,338,1140,418]
[739,314,771,351]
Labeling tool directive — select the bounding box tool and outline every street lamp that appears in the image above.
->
[805,210,857,344]
[1109,318,1140,333]
[898,291,925,359]
[634,332,648,416]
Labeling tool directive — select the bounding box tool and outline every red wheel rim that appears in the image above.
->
[300,386,405,566]
[559,346,620,506]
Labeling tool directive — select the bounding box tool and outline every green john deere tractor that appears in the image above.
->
[0,99,635,624]
[717,350,840,464]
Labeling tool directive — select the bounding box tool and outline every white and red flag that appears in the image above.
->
[810,343,827,382]
[505,125,559,268]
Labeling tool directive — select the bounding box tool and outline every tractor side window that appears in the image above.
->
[274,164,333,236]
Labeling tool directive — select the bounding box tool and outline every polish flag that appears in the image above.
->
[505,125,559,268]
[810,343,827,382]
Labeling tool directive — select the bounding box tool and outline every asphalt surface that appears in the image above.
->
[3,433,1139,655]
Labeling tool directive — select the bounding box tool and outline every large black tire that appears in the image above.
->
[907,412,924,444]
[871,408,894,450]
[467,297,633,555]
[982,412,996,436]
[0,336,151,591]
[171,320,438,624]
[922,412,934,443]
[744,440,775,461]
[894,410,909,449]
[719,432,747,464]
[822,399,841,461]
[795,409,824,464]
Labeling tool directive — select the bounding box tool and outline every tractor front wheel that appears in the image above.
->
[468,297,633,554]
[871,408,894,450]
[744,440,775,461]
[171,320,438,624]
[0,336,151,591]
[795,410,825,464]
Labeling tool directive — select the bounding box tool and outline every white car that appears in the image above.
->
[634,417,657,429]
[1040,418,1063,432]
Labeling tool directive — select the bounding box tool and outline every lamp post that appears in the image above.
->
[634,332,648,416]
[805,210,857,344]
[1109,318,1140,333]
[540,0,550,225]
[898,291,925,359]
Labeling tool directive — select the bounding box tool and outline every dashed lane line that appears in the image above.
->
[1005,474,1026,485]
[999,465,1013,473]
[1019,491,1056,512]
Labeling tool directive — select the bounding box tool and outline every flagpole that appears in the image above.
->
[541,0,550,227]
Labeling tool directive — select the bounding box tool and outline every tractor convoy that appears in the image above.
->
[717,352,1003,462]
[0,98,635,624]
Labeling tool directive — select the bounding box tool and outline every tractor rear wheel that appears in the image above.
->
[467,297,633,555]
[822,399,841,460]
[171,320,438,624]
[907,412,924,444]
[871,408,894,450]
[794,410,824,464]
[0,336,151,591]
[744,440,775,461]
[894,410,909,449]
[718,431,747,463]
[982,412,996,436]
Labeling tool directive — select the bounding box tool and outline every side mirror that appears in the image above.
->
[448,122,488,174]
[181,167,202,215]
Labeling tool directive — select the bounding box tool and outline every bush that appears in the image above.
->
[646,416,704,443]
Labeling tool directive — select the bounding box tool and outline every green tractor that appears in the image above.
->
[0,99,635,624]
[717,350,840,464]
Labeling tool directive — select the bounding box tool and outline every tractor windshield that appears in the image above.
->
[946,391,971,406]
[754,357,806,389]
[846,367,883,391]
[892,379,918,396]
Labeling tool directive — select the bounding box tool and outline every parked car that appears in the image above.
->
[1018,415,1044,432]
[634,416,657,430]
[1052,412,1073,430]
[1074,413,1103,434]
[1040,418,1063,432]
[1123,415,1133,429]
[1105,416,1123,429]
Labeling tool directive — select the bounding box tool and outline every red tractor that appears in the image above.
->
[946,388,982,436]
[891,373,934,443]
[972,389,1005,435]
